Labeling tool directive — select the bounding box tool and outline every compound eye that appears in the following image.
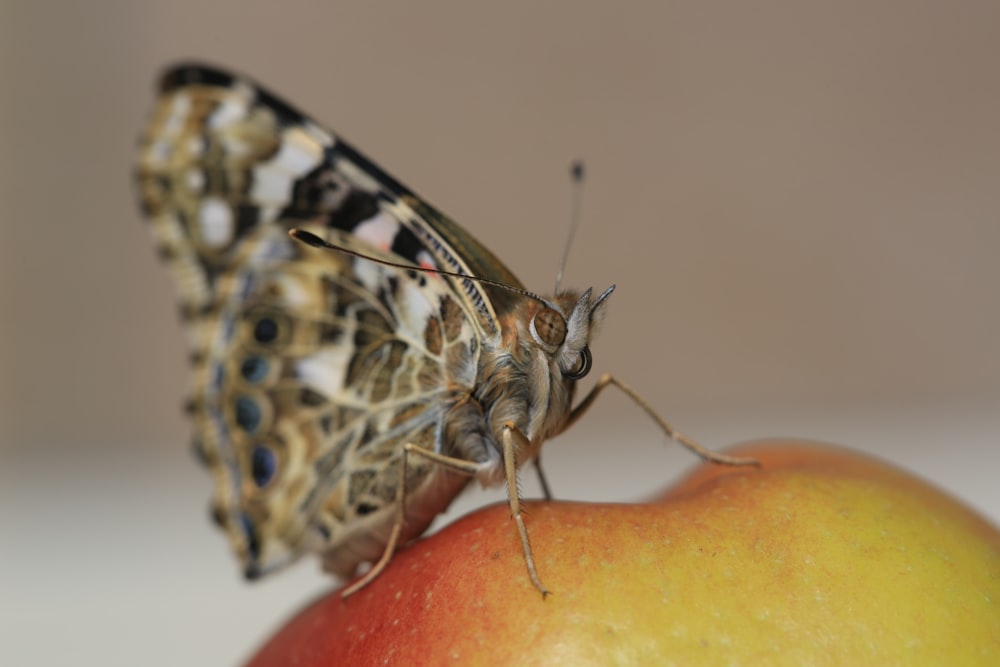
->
[530,307,567,349]
[561,345,592,380]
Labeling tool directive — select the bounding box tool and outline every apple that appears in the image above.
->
[244,441,1000,665]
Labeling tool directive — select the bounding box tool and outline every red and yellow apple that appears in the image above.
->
[245,440,1000,666]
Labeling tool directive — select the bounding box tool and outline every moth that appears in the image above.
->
[136,64,756,597]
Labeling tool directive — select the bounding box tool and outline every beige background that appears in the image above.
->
[2,1,998,665]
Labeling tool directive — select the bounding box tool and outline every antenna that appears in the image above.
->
[289,229,551,306]
[554,160,585,294]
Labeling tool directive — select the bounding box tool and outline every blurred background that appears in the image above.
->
[1,1,998,665]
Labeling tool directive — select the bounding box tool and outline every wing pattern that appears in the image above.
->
[136,64,505,577]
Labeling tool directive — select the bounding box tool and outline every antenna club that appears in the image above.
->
[289,229,328,248]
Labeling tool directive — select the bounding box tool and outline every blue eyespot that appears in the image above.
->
[251,445,277,488]
[240,356,269,384]
[234,395,262,433]
[253,317,279,344]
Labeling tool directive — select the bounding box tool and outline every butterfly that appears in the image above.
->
[136,63,756,598]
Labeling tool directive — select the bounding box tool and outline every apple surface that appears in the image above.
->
[245,441,1000,666]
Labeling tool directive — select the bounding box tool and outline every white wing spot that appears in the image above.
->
[354,212,400,252]
[248,127,325,205]
[208,95,247,130]
[250,167,294,205]
[397,279,435,333]
[353,258,381,292]
[163,93,191,137]
[416,249,437,270]
[270,127,325,176]
[186,169,205,193]
[296,347,351,398]
[302,120,335,147]
[198,197,234,247]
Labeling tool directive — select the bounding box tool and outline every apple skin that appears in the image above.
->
[245,441,1000,666]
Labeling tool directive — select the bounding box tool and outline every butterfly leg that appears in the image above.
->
[394,425,549,597]
[561,373,759,467]
[501,422,550,597]
[533,456,554,501]
[340,442,484,599]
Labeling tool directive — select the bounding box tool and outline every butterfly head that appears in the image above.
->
[528,285,615,381]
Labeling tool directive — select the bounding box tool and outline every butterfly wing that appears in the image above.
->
[136,64,518,578]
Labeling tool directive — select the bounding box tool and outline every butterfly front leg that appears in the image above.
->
[561,373,760,468]
[498,422,550,597]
